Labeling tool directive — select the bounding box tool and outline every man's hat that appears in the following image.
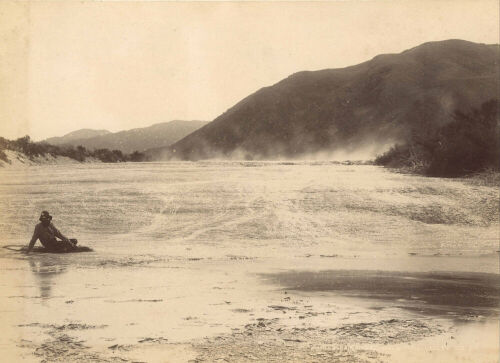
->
[39,211,52,221]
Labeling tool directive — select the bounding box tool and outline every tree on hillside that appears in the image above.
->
[14,135,31,154]
[0,137,10,150]
[129,151,146,162]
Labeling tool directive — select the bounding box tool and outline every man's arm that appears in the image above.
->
[51,223,69,242]
[27,225,39,253]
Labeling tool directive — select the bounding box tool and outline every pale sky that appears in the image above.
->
[0,1,498,141]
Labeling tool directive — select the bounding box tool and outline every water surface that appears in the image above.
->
[0,162,498,362]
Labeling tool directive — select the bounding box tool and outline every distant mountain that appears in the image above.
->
[149,39,499,160]
[45,129,111,145]
[45,120,208,153]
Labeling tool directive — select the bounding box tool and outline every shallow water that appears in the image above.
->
[0,162,498,361]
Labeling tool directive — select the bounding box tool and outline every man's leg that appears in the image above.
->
[47,241,66,252]
[50,239,77,252]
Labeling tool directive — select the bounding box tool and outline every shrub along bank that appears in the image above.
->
[375,100,499,177]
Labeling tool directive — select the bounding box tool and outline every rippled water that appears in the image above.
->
[0,162,498,258]
[0,162,498,361]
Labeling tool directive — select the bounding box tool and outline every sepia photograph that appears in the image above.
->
[0,1,499,362]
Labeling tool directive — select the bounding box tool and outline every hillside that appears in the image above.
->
[150,39,499,161]
[0,135,147,165]
[0,149,99,168]
[45,129,111,145]
[45,120,208,154]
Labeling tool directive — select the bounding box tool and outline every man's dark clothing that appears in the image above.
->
[29,222,69,251]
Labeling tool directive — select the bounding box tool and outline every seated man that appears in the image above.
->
[27,211,77,253]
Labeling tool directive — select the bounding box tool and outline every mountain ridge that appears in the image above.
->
[148,39,499,161]
[45,129,111,144]
[44,120,209,153]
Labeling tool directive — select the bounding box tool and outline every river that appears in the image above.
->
[0,162,498,362]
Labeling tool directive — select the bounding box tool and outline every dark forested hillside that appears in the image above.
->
[150,40,498,161]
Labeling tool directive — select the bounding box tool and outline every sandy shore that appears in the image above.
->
[0,150,100,168]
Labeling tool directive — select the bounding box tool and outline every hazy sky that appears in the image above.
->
[0,1,498,140]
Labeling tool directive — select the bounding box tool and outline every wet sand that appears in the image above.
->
[0,162,498,362]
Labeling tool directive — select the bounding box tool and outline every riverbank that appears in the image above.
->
[0,135,147,166]
[379,165,500,188]
[461,169,500,187]
[0,150,100,168]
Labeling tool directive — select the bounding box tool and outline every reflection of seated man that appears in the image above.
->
[29,258,66,299]
[27,211,77,253]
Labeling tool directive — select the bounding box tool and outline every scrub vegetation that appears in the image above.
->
[0,135,147,163]
[375,100,499,178]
